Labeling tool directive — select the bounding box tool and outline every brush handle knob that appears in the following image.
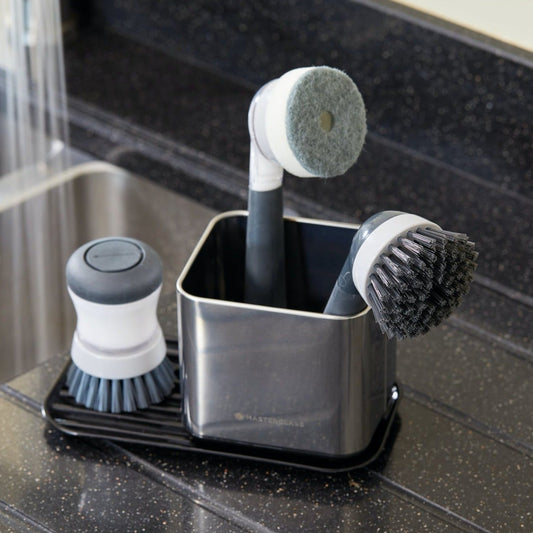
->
[66,237,166,380]
[67,238,162,304]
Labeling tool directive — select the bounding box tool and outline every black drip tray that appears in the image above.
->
[43,340,400,472]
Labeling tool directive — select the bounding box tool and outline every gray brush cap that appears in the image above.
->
[66,237,162,304]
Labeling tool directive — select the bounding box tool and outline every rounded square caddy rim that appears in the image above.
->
[176,210,371,320]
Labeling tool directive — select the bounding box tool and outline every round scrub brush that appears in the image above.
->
[246,66,367,307]
[65,237,175,413]
[324,211,478,338]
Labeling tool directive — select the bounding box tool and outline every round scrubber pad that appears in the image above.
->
[284,66,366,177]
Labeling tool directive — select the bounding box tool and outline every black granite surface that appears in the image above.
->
[0,395,246,532]
[1,0,532,531]
[2,290,532,531]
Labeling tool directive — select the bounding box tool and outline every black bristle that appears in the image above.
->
[367,227,477,339]
[381,257,410,291]
[373,265,403,301]
[66,356,176,413]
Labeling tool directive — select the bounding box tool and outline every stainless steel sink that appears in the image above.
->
[0,161,216,383]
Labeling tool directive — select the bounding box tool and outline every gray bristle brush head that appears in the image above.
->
[65,237,175,413]
[66,357,175,413]
[351,211,478,339]
[263,66,367,178]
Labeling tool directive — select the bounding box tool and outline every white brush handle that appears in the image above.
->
[263,67,315,178]
[69,288,166,379]
[248,141,284,192]
[248,82,284,192]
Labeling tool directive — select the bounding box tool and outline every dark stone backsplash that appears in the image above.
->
[85,0,532,199]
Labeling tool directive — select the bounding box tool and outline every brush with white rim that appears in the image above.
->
[324,211,478,338]
[246,66,367,307]
[65,237,175,413]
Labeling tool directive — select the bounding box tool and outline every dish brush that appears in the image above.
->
[245,66,367,307]
[324,210,478,338]
[65,237,175,412]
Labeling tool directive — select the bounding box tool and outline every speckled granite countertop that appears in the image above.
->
[1,0,532,531]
